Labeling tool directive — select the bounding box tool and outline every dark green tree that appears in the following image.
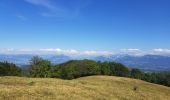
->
[131,68,144,79]
[100,62,112,75]
[114,63,130,77]
[29,56,52,78]
[0,61,21,76]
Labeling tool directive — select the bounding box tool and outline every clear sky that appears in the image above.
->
[0,0,170,52]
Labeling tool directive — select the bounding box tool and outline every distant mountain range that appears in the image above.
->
[95,55,170,71]
[0,54,70,66]
[0,54,170,71]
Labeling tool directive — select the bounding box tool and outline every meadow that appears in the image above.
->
[0,75,170,100]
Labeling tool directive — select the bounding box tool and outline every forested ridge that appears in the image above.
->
[0,56,170,87]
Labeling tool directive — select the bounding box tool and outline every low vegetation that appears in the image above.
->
[0,61,21,76]
[0,56,170,87]
[0,76,170,100]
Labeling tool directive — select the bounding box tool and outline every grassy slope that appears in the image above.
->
[0,76,170,100]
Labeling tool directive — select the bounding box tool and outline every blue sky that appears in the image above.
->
[0,0,170,55]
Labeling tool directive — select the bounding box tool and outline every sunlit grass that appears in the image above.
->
[0,76,170,100]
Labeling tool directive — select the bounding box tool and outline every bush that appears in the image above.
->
[133,86,138,91]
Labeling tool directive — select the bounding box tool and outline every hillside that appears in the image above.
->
[0,76,170,100]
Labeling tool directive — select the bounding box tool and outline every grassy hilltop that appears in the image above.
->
[0,76,170,100]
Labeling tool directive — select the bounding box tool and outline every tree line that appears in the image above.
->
[0,56,170,87]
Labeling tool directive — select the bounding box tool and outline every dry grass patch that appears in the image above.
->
[0,76,169,100]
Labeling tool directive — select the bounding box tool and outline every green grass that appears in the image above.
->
[0,76,170,100]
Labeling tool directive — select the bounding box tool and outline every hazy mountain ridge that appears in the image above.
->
[95,55,170,71]
[0,54,70,66]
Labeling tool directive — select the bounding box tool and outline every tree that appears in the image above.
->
[131,68,144,79]
[29,56,52,78]
[100,62,112,75]
[114,63,130,77]
[30,56,43,65]
[0,61,21,76]
[142,73,152,82]
[109,62,116,75]
[99,62,116,76]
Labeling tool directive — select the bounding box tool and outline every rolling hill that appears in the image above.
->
[0,76,169,100]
